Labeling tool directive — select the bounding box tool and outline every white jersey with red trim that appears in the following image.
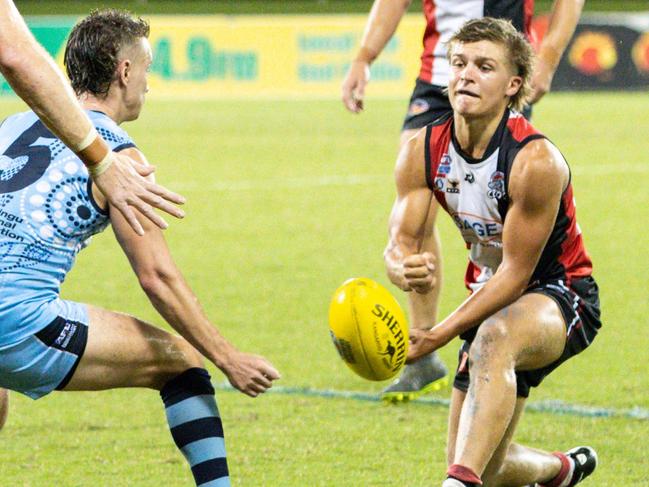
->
[419,0,534,86]
[424,110,593,291]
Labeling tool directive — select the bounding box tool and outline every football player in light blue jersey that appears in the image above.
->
[0,10,280,486]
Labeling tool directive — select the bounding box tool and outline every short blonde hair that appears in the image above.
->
[446,17,535,112]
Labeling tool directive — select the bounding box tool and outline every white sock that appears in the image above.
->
[442,479,469,487]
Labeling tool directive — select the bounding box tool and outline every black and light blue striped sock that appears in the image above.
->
[160,368,229,487]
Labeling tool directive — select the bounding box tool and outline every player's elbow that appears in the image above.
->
[137,265,178,299]
[0,44,24,77]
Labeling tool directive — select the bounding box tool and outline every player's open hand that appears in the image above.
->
[402,252,436,294]
[341,60,371,113]
[222,351,281,398]
[93,151,186,236]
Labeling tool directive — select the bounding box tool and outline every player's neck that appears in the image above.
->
[78,93,123,125]
[453,110,504,159]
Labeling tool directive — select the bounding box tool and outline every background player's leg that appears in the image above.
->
[63,305,229,486]
[451,293,566,482]
[0,388,8,430]
[383,128,448,401]
[446,387,466,467]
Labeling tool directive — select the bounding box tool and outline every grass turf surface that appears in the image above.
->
[13,0,649,15]
[0,93,648,485]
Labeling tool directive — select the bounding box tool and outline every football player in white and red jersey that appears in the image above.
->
[384,18,599,486]
[343,0,584,402]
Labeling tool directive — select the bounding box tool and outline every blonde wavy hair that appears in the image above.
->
[447,17,535,112]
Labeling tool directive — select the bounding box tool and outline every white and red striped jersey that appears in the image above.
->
[419,0,535,86]
[424,110,593,291]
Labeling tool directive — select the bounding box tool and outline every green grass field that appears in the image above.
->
[0,93,648,485]
[13,0,649,15]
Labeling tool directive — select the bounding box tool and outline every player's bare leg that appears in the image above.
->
[445,293,571,485]
[64,305,230,486]
[448,388,563,486]
[63,305,204,392]
[0,388,8,430]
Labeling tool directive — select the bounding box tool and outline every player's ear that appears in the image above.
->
[117,59,132,86]
[506,75,522,98]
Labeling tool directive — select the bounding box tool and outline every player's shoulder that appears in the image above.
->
[0,110,39,133]
[511,137,569,199]
[505,110,544,144]
[395,127,431,191]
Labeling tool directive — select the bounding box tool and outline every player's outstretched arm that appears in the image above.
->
[528,0,584,104]
[0,0,185,236]
[407,139,569,361]
[107,148,280,397]
[384,130,438,294]
[341,0,412,113]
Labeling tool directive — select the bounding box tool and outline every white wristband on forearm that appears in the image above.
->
[74,126,114,178]
[74,126,99,152]
[86,151,114,178]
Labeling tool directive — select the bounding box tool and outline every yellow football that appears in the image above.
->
[328,278,409,381]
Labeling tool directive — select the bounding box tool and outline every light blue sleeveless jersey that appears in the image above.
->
[0,110,135,347]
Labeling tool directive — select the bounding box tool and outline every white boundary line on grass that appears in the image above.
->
[214,383,649,421]
[175,163,649,192]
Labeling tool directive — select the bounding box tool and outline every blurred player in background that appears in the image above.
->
[342,0,584,402]
[0,10,280,486]
[385,17,599,486]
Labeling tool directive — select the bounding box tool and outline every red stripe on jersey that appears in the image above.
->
[419,0,438,83]
[506,113,541,142]
[426,118,453,213]
[558,185,593,285]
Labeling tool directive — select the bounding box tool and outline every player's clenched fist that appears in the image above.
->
[402,252,436,294]
[222,351,281,398]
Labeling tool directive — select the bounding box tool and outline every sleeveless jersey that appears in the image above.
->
[424,110,592,291]
[0,110,135,346]
[419,0,534,86]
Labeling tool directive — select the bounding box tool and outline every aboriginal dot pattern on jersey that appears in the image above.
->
[97,127,129,146]
[0,155,28,181]
[49,140,67,158]
[44,177,103,239]
[0,242,51,273]
[0,194,13,208]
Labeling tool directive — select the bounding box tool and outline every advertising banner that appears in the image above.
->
[551,13,649,90]
[143,15,424,98]
[2,13,648,99]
